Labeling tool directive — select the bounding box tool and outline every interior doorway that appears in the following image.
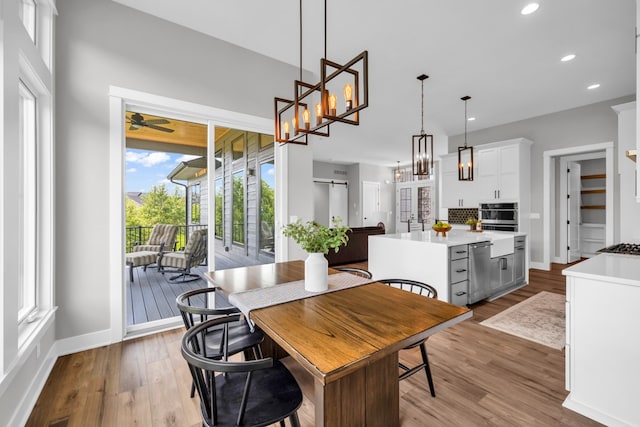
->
[313,179,348,227]
[542,142,614,269]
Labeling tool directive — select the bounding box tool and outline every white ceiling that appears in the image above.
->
[113,0,636,167]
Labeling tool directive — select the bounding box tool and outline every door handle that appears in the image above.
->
[455,250,467,254]
[456,269,467,273]
[500,258,507,269]
[455,291,467,296]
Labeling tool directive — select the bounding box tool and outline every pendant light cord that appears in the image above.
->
[464,98,468,148]
[420,79,425,136]
[299,0,303,82]
[324,0,327,59]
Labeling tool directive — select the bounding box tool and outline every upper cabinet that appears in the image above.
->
[439,138,532,234]
[440,153,479,208]
[477,144,521,201]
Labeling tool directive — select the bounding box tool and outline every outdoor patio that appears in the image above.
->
[126,237,275,325]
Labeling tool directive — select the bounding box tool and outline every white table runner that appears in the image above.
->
[229,272,372,330]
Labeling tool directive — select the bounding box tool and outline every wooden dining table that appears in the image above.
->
[205,260,472,427]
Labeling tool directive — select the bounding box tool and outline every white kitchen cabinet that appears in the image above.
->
[439,152,479,208]
[477,144,520,201]
[562,255,640,427]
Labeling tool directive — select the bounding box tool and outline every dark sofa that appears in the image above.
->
[325,224,385,266]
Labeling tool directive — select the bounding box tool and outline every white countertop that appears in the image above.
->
[371,229,525,248]
[562,253,640,287]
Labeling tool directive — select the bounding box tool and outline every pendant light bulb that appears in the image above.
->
[315,102,323,125]
[328,93,337,116]
[283,121,290,139]
[303,108,311,129]
[344,84,353,110]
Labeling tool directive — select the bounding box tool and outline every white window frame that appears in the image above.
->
[16,52,55,350]
[18,79,38,324]
[19,0,37,43]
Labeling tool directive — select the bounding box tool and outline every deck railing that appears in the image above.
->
[126,224,208,253]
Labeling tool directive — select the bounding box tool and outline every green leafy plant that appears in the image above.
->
[465,217,478,226]
[282,218,350,254]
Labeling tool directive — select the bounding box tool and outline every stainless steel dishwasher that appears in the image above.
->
[468,241,492,304]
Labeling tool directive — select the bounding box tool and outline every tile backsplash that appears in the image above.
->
[448,208,479,225]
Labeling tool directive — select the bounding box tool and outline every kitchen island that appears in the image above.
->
[368,229,527,304]
[562,254,640,427]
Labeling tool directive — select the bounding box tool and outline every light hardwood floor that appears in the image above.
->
[26,262,602,426]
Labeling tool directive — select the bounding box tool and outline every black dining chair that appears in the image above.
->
[182,315,303,427]
[379,278,438,398]
[333,266,373,279]
[176,287,265,397]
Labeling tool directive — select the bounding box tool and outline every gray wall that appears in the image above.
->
[448,95,634,264]
[56,0,297,339]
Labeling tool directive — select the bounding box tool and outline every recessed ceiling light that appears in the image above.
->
[587,83,600,90]
[561,54,576,62]
[467,117,476,121]
[521,3,540,15]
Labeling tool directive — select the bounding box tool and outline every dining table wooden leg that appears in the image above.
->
[314,352,400,427]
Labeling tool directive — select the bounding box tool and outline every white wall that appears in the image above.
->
[55,0,299,340]
[448,95,634,264]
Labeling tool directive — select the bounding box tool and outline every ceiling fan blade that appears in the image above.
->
[146,124,174,133]
[144,119,170,125]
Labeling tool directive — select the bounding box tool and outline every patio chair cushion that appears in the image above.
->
[160,229,207,270]
[125,251,160,268]
[132,224,178,253]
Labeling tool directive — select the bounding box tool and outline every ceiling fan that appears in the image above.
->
[126,112,174,133]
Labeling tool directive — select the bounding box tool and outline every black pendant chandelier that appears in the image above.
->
[458,95,474,181]
[274,0,368,145]
[412,74,434,176]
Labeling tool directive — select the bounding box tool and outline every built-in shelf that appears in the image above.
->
[581,205,606,209]
[581,173,606,179]
[581,188,605,194]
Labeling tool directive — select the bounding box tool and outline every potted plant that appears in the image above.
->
[466,217,478,231]
[282,218,350,291]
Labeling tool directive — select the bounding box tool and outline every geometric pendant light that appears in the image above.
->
[458,95,474,181]
[412,74,434,176]
[274,0,368,145]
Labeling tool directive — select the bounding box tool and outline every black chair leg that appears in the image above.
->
[290,413,301,427]
[420,342,436,397]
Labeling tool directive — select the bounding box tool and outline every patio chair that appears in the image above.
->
[132,224,178,253]
[159,228,207,282]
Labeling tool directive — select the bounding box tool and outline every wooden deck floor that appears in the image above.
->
[126,238,275,326]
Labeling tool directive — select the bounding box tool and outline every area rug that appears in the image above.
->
[480,291,565,350]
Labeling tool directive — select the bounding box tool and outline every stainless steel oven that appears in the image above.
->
[479,202,518,232]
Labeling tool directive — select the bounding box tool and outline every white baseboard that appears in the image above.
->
[563,395,635,427]
[55,328,114,357]
[9,346,59,427]
[529,261,549,270]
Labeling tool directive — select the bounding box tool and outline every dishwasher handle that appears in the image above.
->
[470,242,493,249]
